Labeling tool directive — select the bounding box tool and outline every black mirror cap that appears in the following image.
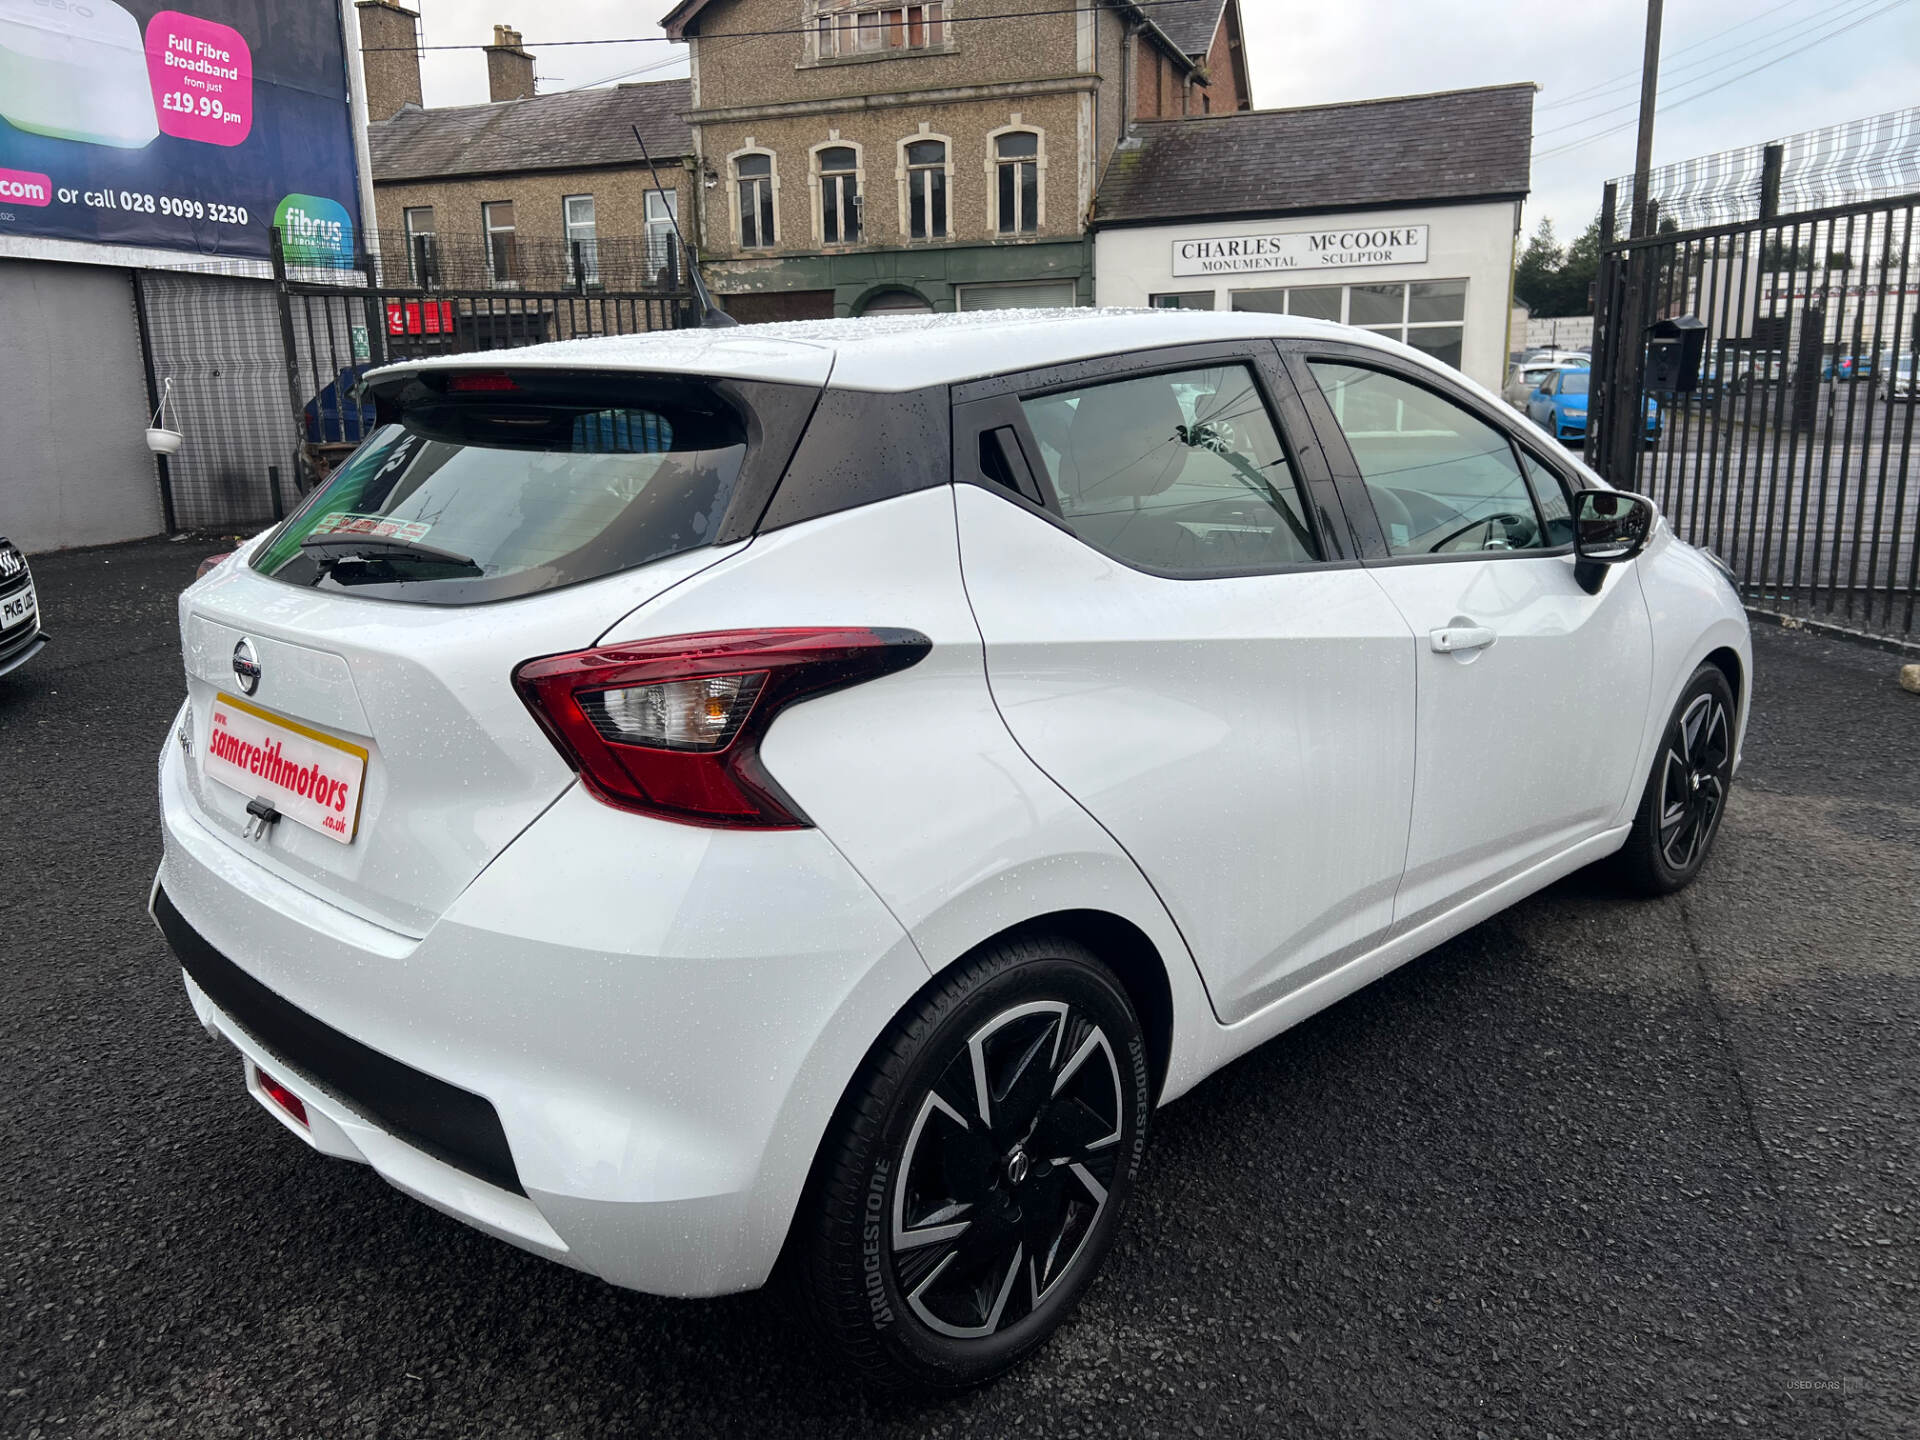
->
[1573,489,1656,594]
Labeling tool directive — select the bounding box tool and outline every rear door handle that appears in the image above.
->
[1430,625,1496,654]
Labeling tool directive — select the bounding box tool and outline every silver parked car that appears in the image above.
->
[0,536,45,678]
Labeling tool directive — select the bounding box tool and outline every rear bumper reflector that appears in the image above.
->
[152,886,524,1195]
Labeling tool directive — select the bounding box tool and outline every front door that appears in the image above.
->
[1294,353,1653,929]
[952,346,1417,1025]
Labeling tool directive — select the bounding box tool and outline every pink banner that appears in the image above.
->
[145,11,254,146]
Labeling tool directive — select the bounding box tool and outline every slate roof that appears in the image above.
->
[1094,83,1535,227]
[1141,0,1226,58]
[369,79,693,183]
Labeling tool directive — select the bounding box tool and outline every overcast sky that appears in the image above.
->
[408,0,1920,244]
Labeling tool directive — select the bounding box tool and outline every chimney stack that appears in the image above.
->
[355,0,422,120]
[486,25,536,102]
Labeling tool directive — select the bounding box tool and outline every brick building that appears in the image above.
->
[358,2,697,293]
[659,0,1250,320]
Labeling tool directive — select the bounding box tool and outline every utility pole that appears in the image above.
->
[1604,0,1664,487]
[1629,0,1663,238]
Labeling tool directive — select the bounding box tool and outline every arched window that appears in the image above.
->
[735,152,775,249]
[905,138,947,240]
[995,131,1039,236]
[817,145,861,245]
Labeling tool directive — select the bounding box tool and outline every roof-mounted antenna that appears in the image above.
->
[632,123,736,328]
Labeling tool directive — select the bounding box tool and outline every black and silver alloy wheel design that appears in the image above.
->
[891,1000,1125,1340]
[1657,692,1731,870]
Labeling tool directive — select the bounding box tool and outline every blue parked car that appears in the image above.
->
[1526,368,1661,447]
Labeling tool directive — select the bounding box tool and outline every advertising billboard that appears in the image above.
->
[0,0,360,263]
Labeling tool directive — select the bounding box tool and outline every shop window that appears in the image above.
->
[1230,280,1470,371]
[816,145,862,245]
[735,152,776,249]
[994,130,1040,235]
[1149,292,1216,310]
[904,137,948,239]
[482,201,517,287]
[813,2,945,59]
[563,194,598,288]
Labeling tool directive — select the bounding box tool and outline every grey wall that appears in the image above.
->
[0,261,165,552]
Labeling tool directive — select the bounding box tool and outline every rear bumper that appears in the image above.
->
[154,720,929,1296]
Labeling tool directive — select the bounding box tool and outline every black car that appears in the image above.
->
[0,537,46,678]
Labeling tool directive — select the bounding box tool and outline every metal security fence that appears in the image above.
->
[134,269,297,531]
[1589,193,1920,641]
[272,228,696,494]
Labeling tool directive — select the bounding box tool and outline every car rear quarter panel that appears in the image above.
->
[600,486,1221,1102]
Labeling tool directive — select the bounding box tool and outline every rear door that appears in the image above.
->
[952,343,1417,1026]
[1288,346,1652,928]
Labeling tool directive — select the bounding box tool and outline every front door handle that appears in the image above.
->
[1430,625,1496,654]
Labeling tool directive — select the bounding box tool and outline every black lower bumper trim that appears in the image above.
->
[152,886,524,1195]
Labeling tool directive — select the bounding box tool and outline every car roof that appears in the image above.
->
[368,308,1410,394]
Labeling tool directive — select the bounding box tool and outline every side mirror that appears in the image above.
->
[1573,489,1655,593]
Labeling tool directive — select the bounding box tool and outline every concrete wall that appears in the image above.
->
[1094,199,1524,391]
[0,261,164,552]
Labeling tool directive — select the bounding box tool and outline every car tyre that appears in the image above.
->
[1615,663,1737,895]
[792,935,1152,1392]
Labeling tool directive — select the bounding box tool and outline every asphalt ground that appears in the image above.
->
[3,538,1915,1439]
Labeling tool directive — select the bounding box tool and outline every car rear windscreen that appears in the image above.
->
[252,372,749,604]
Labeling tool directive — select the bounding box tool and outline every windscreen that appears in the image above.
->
[1560,373,1590,396]
[252,373,748,605]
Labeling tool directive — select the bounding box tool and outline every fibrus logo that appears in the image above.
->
[274,193,353,264]
[0,168,53,206]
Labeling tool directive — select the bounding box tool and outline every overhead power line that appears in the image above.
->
[1534,0,1913,162]
[1537,0,1819,110]
[363,0,1203,52]
[1536,0,1889,137]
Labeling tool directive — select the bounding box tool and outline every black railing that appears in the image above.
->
[270,228,695,486]
[296,229,683,293]
[1590,194,1920,641]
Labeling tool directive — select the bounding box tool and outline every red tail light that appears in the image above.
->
[255,1068,308,1128]
[196,552,233,581]
[513,627,932,828]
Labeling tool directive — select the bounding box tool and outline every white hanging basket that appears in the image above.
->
[146,377,182,456]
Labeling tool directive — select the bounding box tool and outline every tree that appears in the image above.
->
[1514,217,1564,313]
[1515,213,1603,317]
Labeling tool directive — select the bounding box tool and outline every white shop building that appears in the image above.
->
[1092,84,1535,393]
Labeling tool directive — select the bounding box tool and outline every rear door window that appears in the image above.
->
[1014,363,1319,575]
[252,373,751,604]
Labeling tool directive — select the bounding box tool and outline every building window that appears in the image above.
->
[563,194,598,287]
[1232,280,1469,371]
[904,137,948,240]
[644,189,679,282]
[813,2,945,59]
[994,130,1039,235]
[482,201,517,286]
[817,145,861,245]
[402,206,436,286]
[1149,291,1215,310]
[735,152,776,249]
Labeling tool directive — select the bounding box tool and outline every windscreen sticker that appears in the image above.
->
[310,512,432,543]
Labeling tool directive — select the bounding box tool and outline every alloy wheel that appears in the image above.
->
[890,1000,1126,1339]
[1657,691,1732,871]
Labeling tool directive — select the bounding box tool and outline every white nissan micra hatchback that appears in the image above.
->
[153,310,1750,1389]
